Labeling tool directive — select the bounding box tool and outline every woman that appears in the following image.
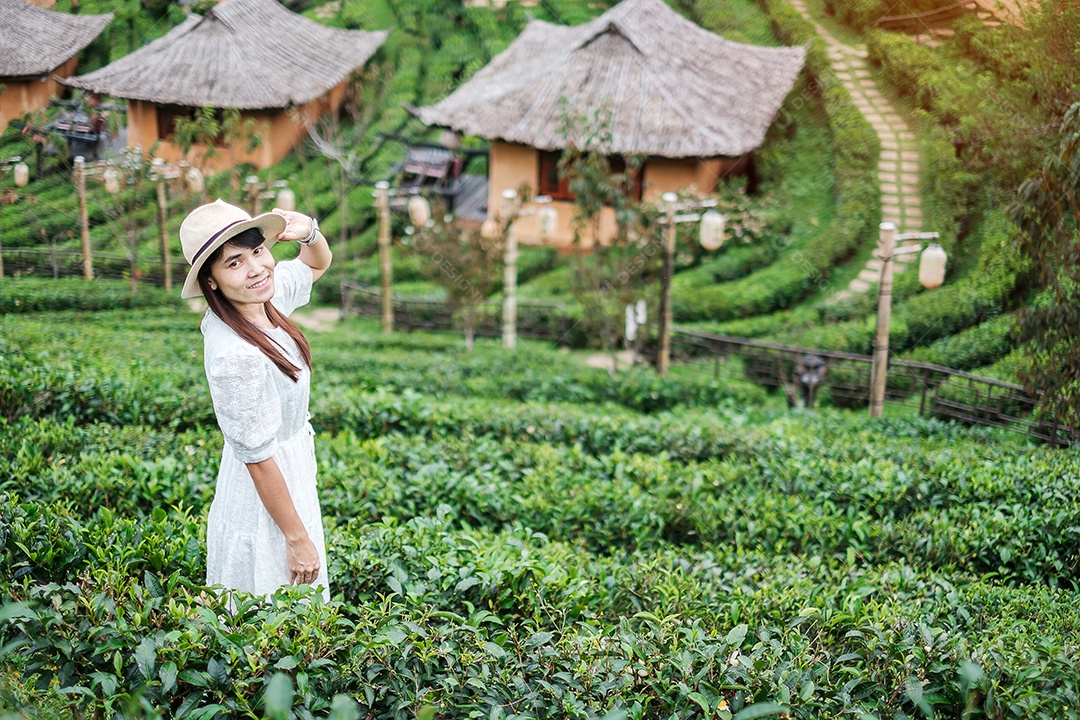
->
[179,199,333,602]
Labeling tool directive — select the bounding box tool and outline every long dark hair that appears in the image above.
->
[197,228,312,382]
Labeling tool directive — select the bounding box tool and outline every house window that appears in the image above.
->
[157,104,227,146]
[538,149,644,202]
[538,150,573,200]
[157,105,196,140]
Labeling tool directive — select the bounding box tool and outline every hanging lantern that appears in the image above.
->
[13,161,29,188]
[625,304,638,342]
[276,184,296,212]
[919,243,947,289]
[185,166,205,193]
[439,130,461,150]
[481,217,500,239]
[699,209,726,251]
[407,195,432,227]
[537,205,558,240]
[103,166,121,195]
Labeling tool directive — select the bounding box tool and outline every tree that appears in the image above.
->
[1009,101,1080,434]
[302,69,385,261]
[558,108,658,370]
[173,106,262,200]
[98,147,157,294]
[409,204,504,351]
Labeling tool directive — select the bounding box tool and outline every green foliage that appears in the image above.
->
[0,278,178,314]
[672,0,878,323]
[558,108,659,355]
[1008,101,1080,432]
[409,204,507,349]
[2,309,1080,717]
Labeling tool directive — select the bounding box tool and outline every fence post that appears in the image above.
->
[155,167,172,292]
[502,188,518,351]
[918,366,931,415]
[374,181,393,334]
[75,156,93,280]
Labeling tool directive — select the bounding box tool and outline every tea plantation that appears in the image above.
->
[1,294,1078,719]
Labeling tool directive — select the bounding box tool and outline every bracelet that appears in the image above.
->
[299,217,320,247]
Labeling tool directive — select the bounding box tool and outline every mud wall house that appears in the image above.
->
[64,0,388,172]
[418,0,806,247]
[0,0,111,135]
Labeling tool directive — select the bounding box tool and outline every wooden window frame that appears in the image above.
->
[538,149,644,203]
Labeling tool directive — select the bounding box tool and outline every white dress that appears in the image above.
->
[202,259,330,601]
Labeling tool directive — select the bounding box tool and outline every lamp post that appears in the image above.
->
[103,156,196,292]
[656,192,724,376]
[868,221,947,418]
[501,189,519,351]
[73,156,95,280]
[485,190,554,351]
[0,157,30,280]
[275,181,296,212]
[373,180,393,333]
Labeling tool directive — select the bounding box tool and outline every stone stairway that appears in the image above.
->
[787,0,924,302]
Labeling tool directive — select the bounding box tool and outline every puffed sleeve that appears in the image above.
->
[206,351,282,464]
[270,259,313,317]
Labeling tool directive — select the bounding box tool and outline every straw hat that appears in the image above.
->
[179,199,287,299]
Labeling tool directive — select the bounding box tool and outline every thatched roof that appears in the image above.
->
[65,0,388,109]
[0,0,111,77]
[418,0,806,158]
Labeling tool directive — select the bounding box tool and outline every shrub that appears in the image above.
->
[0,278,179,314]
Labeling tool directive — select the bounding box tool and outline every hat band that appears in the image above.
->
[191,219,246,266]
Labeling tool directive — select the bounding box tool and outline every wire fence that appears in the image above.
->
[341,281,1072,446]
[340,281,572,342]
[0,247,185,284]
[668,329,1070,446]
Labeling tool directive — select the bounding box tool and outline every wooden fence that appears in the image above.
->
[875,1,979,32]
[340,281,572,342]
[340,282,1072,446]
[668,329,1070,446]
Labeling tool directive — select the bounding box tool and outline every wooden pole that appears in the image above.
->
[375,181,393,334]
[156,172,172,292]
[656,195,677,376]
[501,189,518,351]
[869,221,897,418]
[75,156,93,280]
[0,204,5,280]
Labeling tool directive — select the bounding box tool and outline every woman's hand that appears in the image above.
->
[271,207,332,282]
[286,534,321,586]
[271,208,314,243]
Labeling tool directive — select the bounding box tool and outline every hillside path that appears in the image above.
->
[293,307,341,333]
[787,0,925,302]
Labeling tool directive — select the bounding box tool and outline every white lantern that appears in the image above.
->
[699,209,726,251]
[407,195,431,227]
[439,130,461,150]
[103,166,121,195]
[276,185,296,212]
[13,161,29,188]
[481,217,501,239]
[625,304,638,342]
[185,166,204,193]
[919,243,947,289]
[537,205,558,240]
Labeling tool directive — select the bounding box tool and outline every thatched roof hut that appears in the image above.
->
[418,0,806,158]
[65,0,387,109]
[60,0,387,170]
[0,0,111,78]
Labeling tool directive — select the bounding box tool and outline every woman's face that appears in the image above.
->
[208,241,276,309]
